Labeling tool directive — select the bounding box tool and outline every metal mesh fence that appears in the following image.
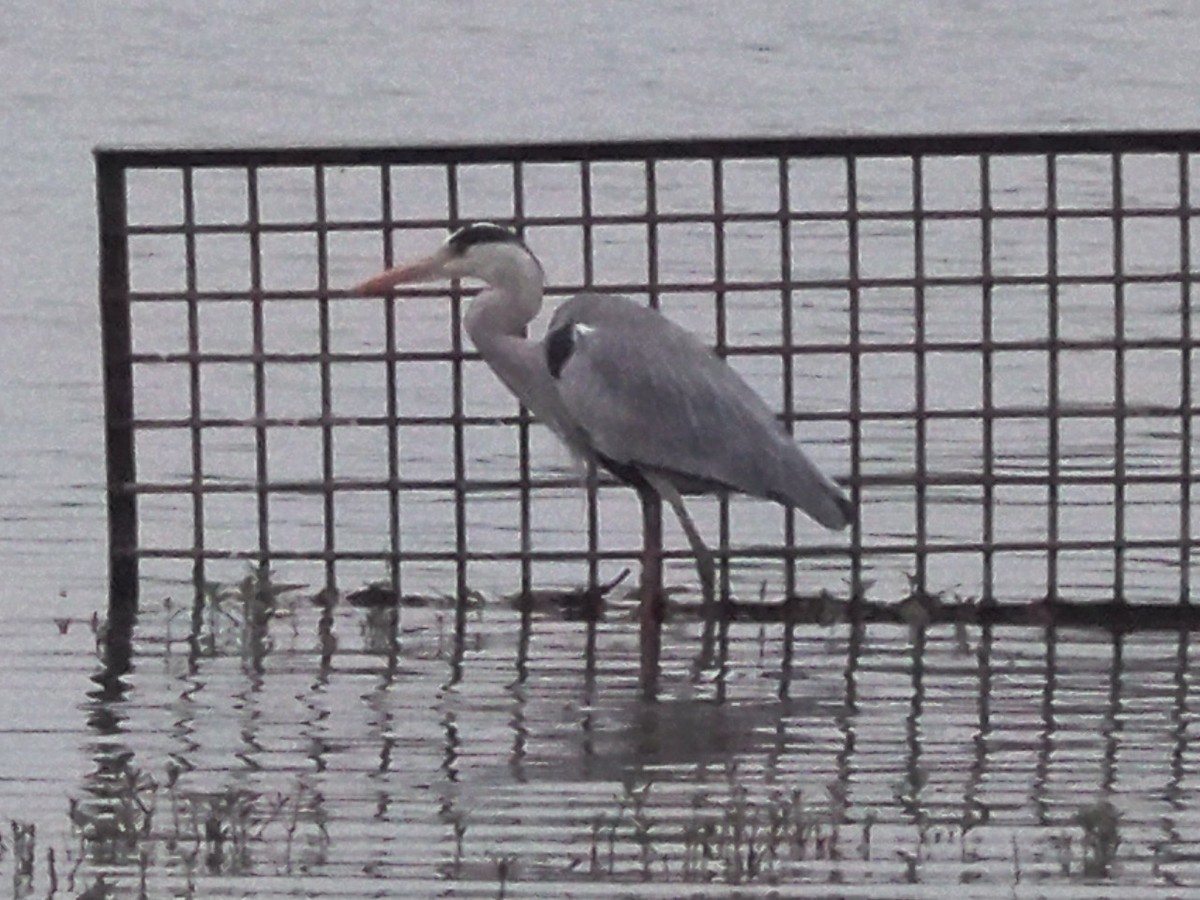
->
[97,132,1200,609]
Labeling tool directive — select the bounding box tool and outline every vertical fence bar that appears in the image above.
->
[846,155,864,601]
[645,160,660,312]
[777,155,797,600]
[182,167,204,590]
[642,158,660,590]
[1181,152,1194,604]
[1046,154,1061,598]
[315,165,336,589]
[712,158,731,601]
[777,155,798,699]
[247,166,270,568]
[511,161,534,682]
[1110,153,1127,601]
[446,165,470,606]
[911,155,929,591]
[645,158,667,582]
[97,152,138,612]
[581,161,600,592]
[380,164,402,596]
[512,162,534,597]
[979,154,996,603]
[579,158,601,675]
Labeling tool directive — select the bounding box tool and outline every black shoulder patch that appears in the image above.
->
[544,323,575,378]
[447,223,522,255]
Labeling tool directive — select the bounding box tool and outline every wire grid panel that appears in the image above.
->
[97,133,1200,605]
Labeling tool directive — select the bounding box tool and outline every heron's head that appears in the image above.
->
[354,223,543,294]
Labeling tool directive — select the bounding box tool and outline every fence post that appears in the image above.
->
[96,151,138,619]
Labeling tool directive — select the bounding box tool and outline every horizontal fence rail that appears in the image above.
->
[96,131,1200,611]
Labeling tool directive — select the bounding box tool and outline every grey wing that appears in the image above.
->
[550,295,852,530]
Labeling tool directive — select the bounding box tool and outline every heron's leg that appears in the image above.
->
[637,486,664,700]
[643,473,717,669]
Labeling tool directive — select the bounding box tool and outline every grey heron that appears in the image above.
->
[354,223,852,695]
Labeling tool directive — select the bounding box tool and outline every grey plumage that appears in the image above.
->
[547,293,853,530]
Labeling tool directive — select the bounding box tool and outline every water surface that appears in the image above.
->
[4,2,1200,895]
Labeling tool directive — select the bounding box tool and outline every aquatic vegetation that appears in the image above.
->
[28,593,1166,894]
[7,820,37,896]
[3,758,328,898]
[435,763,1130,891]
[1075,800,1122,878]
[488,851,518,899]
[157,565,310,666]
[574,765,858,886]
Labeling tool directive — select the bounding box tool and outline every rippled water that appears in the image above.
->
[5,1,1200,896]
[14,595,1199,897]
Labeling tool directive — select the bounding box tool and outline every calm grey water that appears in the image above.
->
[4,2,1200,896]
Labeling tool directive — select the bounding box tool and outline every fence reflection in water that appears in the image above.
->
[65,591,1200,891]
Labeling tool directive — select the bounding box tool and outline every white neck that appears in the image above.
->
[462,248,545,342]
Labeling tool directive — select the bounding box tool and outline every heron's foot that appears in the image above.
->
[695,642,714,672]
[694,553,718,672]
[638,586,666,701]
[689,636,730,686]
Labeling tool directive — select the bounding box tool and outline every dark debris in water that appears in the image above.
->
[1023,597,1200,632]
[756,592,1200,634]
[343,583,484,610]
[504,568,632,621]
[343,584,402,609]
[335,574,1200,634]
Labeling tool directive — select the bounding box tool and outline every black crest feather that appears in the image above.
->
[544,322,575,378]
[446,223,523,255]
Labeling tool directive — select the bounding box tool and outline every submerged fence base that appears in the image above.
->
[97,131,1200,622]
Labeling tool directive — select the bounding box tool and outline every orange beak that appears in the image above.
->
[352,252,446,296]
